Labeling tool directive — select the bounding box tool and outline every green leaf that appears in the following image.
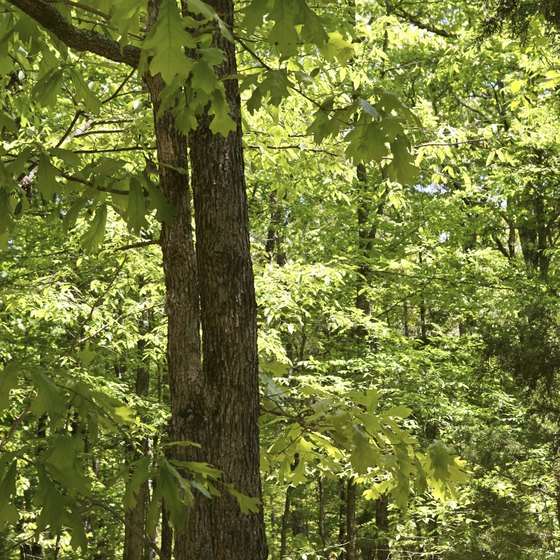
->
[266,0,327,57]
[188,0,216,19]
[199,47,225,66]
[30,370,65,417]
[350,426,380,474]
[43,436,91,496]
[261,361,289,376]
[173,460,222,480]
[0,461,18,530]
[322,32,355,66]
[32,67,63,106]
[126,177,149,234]
[345,117,388,164]
[35,465,67,533]
[382,404,413,419]
[146,484,162,539]
[268,0,300,57]
[0,364,19,411]
[388,138,419,186]
[109,0,145,38]
[62,197,87,233]
[145,179,177,223]
[36,153,59,199]
[427,440,454,481]
[114,405,136,423]
[68,505,88,552]
[143,0,197,83]
[0,34,13,75]
[69,68,101,113]
[82,204,107,253]
[159,460,191,530]
[209,90,236,137]
[192,60,219,95]
[298,1,328,48]
[0,112,17,133]
[78,341,95,367]
[225,483,261,514]
[379,116,405,142]
[0,187,14,233]
[307,105,342,143]
[260,70,291,108]
[242,0,273,34]
[124,455,151,510]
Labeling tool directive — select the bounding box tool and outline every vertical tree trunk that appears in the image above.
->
[418,253,429,344]
[356,163,373,323]
[318,477,327,552]
[188,1,268,558]
[265,189,286,265]
[145,66,210,558]
[160,506,172,560]
[345,480,357,560]
[279,485,293,559]
[338,480,347,559]
[124,309,151,560]
[144,1,208,554]
[375,494,390,560]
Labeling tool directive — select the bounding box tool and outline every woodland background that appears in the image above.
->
[1,0,560,559]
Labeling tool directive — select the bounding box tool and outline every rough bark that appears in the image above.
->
[265,190,286,265]
[356,163,373,322]
[345,480,357,560]
[518,184,550,280]
[318,477,327,552]
[338,480,347,558]
[279,485,293,559]
[123,311,151,560]
[187,1,267,558]
[145,2,208,556]
[374,494,390,560]
[144,64,210,559]
[160,506,172,560]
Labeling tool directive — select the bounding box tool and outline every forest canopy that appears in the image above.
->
[0,0,560,559]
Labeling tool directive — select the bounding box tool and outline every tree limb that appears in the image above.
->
[6,0,141,67]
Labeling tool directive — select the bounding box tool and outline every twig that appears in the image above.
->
[0,404,31,452]
[116,239,161,251]
[73,146,154,154]
[70,258,128,351]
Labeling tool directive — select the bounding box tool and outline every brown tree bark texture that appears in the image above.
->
[123,310,151,560]
[144,64,212,558]
[188,0,268,558]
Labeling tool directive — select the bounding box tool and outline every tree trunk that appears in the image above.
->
[356,163,373,323]
[318,477,327,552]
[375,494,390,560]
[345,480,357,560]
[144,1,208,553]
[160,505,172,560]
[265,189,286,265]
[279,485,293,559]
[123,309,151,560]
[187,1,268,559]
[144,66,210,558]
[338,480,347,559]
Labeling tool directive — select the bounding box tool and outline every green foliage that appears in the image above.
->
[2,0,560,558]
[142,0,197,84]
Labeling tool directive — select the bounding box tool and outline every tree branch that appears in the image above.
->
[116,239,161,251]
[7,0,141,68]
[394,8,456,38]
